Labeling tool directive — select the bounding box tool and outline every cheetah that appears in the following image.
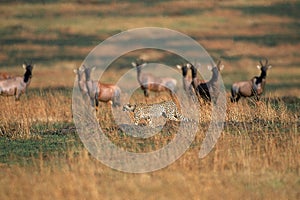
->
[122,100,190,127]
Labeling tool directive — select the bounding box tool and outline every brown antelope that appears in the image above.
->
[0,61,34,100]
[74,65,100,111]
[132,59,177,97]
[0,72,14,80]
[83,66,121,108]
[191,60,224,102]
[231,58,271,103]
[176,63,199,100]
[177,63,192,92]
[74,66,88,95]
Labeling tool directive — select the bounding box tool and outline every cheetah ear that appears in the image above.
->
[176,64,182,69]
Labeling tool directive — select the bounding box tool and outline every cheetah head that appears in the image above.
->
[122,104,136,112]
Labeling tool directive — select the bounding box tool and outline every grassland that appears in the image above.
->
[0,0,299,199]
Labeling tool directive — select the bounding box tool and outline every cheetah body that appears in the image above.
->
[123,101,189,127]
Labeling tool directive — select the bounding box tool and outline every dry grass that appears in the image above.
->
[0,87,299,199]
[0,120,299,199]
[0,89,72,138]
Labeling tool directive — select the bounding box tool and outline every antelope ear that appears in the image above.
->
[186,63,192,68]
[22,64,26,69]
[268,65,272,69]
[91,66,96,71]
[131,62,137,67]
[141,63,147,67]
[207,65,213,71]
[176,65,182,69]
[73,69,78,73]
[219,64,224,71]
[257,65,262,69]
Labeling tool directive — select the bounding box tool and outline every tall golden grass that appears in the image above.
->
[0,89,72,138]
[0,128,298,199]
[0,86,299,199]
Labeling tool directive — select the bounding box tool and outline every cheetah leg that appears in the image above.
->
[173,110,184,121]
[166,112,181,121]
[134,116,140,126]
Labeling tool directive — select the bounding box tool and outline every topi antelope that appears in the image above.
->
[176,63,198,99]
[191,60,224,102]
[176,63,192,92]
[231,58,271,103]
[83,65,121,109]
[74,66,101,110]
[74,66,88,95]
[132,59,177,98]
[0,61,34,100]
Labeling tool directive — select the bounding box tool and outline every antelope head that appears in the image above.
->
[257,58,272,78]
[176,63,192,77]
[83,65,96,81]
[131,59,147,68]
[207,60,224,72]
[22,61,34,82]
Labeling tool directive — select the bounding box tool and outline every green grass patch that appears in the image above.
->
[233,34,300,47]
[0,133,83,166]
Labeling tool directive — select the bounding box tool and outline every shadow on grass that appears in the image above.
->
[27,86,73,97]
[228,2,300,19]
[195,33,300,47]
[233,34,300,47]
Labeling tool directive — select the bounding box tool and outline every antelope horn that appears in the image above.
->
[216,60,221,67]
[259,59,264,67]
[265,58,268,66]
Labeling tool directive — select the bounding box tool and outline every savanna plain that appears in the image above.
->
[0,0,299,199]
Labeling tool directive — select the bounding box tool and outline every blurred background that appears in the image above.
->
[0,0,299,96]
